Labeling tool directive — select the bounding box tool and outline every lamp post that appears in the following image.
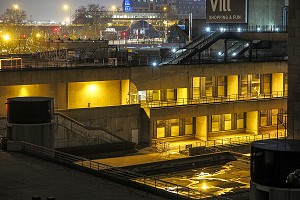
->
[13,4,19,24]
[63,4,71,25]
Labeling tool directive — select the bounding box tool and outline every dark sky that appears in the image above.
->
[0,0,122,22]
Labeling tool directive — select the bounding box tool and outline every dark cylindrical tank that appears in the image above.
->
[251,139,300,188]
[6,97,54,124]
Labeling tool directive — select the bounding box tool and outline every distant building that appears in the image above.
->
[122,0,206,19]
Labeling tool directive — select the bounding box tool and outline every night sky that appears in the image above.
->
[0,0,122,22]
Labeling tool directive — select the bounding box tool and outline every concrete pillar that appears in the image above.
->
[166,89,175,100]
[177,88,188,105]
[121,80,130,105]
[246,111,259,134]
[152,90,161,101]
[272,73,284,97]
[227,75,239,100]
[288,0,300,139]
[195,116,208,141]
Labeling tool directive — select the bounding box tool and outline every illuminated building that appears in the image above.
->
[122,0,206,19]
[0,0,290,149]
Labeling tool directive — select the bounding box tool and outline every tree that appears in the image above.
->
[0,8,27,24]
[73,4,111,25]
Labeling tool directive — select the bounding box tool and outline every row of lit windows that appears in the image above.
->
[155,109,284,138]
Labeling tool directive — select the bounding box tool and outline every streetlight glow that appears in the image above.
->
[3,35,10,41]
[13,4,19,9]
[112,5,116,11]
[63,4,71,25]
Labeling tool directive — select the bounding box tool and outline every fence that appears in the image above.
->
[152,131,286,154]
[142,91,287,108]
[21,141,232,200]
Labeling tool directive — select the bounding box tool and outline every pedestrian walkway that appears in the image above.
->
[94,130,284,168]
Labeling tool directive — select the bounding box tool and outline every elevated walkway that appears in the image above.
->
[162,31,287,65]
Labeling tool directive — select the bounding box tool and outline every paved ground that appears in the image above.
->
[0,131,278,200]
[94,147,187,167]
[0,150,169,200]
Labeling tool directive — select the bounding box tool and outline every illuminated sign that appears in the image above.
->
[105,28,116,32]
[206,0,248,23]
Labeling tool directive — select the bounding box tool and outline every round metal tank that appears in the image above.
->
[251,139,300,188]
[6,97,54,124]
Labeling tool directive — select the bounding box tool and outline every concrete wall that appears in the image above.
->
[0,84,59,116]
[132,62,287,91]
[195,116,208,140]
[246,111,258,134]
[9,124,54,148]
[59,104,150,143]
[0,80,129,116]
[0,62,287,116]
[68,80,123,109]
[288,0,300,139]
[0,62,287,90]
[150,98,287,120]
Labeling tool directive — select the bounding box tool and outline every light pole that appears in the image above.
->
[63,4,71,25]
[13,4,19,24]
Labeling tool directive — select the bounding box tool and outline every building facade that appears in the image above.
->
[122,0,206,19]
[0,61,287,146]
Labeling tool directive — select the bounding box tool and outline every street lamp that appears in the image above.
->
[1,34,10,54]
[3,35,10,41]
[63,4,71,25]
[13,4,19,10]
[13,4,19,24]
[111,5,116,19]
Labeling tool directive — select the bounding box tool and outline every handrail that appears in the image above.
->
[227,42,249,57]
[142,91,287,108]
[277,114,293,139]
[152,132,286,154]
[56,112,124,140]
[165,31,223,65]
[21,141,232,200]
[55,112,126,143]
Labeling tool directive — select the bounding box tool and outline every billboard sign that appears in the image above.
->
[206,0,248,23]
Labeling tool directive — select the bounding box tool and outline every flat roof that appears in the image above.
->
[0,150,167,200]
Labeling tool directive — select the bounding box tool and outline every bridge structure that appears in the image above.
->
[161,30,288,65]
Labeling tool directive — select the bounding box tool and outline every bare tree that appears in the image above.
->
[73,4,111,26]
[0,8,27,24]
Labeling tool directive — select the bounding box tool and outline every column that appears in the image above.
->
[227,75,238,100]
[121,80,130,105]
[288,0,300,139]
[177,88,188,105]
[195,116,208,141]
[272,73,283,97]
[246,111,259,134]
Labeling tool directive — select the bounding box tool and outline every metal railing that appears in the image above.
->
[152,131,286,154]
[142,91,287,108]
[21,141,232,200]
[226,41,250,58]
[55,113,125,147]
[167,31,223,65]
[193,132,286,149]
